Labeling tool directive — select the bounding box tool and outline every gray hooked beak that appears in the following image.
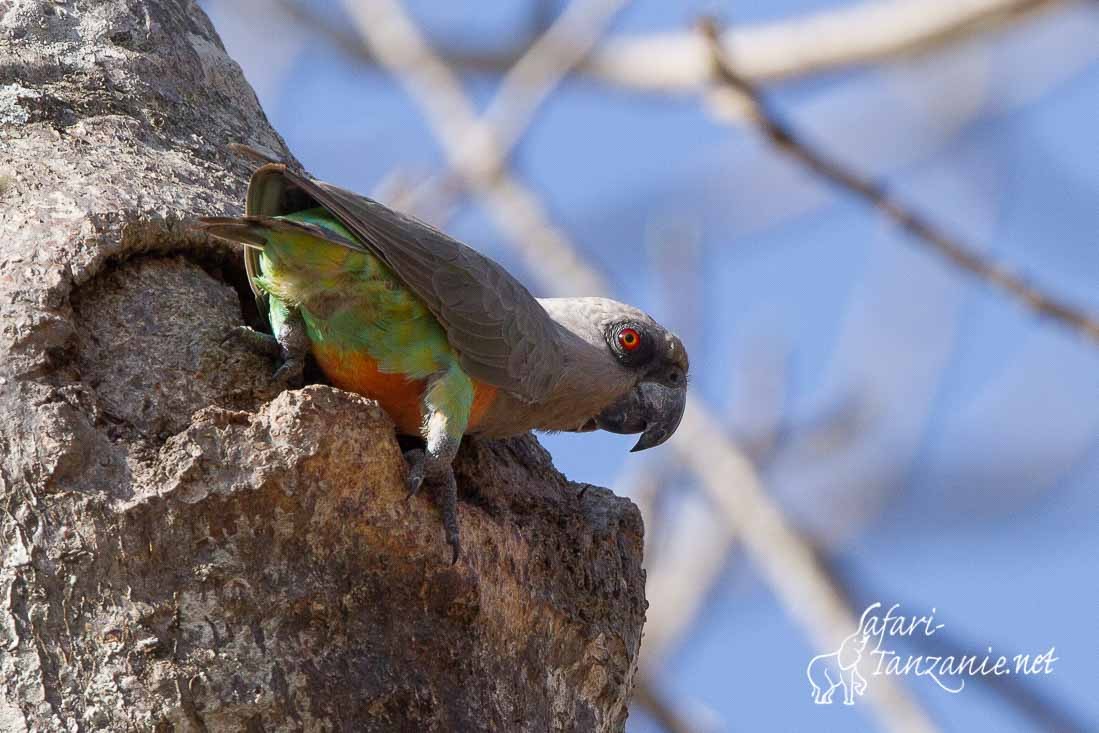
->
[594,382,687,452]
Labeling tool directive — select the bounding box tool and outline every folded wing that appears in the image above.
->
[239,161,563,403]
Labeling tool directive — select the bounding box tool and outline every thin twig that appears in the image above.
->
[698,17,1099,347]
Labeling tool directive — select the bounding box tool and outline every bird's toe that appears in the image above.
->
[271,356,305,388]
[403,448,426,498]
[223,325,281,356]
[439,471,461,564]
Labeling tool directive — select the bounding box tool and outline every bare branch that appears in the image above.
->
[286,0,1066,93]
[699,18,1099,347]
[590,0,1064,92]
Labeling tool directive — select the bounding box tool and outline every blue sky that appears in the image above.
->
[206,2,1099,730]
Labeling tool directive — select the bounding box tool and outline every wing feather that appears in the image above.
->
[242,162,563,403]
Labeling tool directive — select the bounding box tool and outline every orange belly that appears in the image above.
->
[312,345,497,435]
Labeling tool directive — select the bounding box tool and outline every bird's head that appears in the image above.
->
[540,297,689,452]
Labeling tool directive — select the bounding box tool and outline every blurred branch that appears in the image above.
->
[282,0,1066,93]
[401,0,634,213]
[613,458,677,559]
[699,18,1099,348]
[641,502,734,663]
[672,401,939,733]
[475,0,632,166]
[338,0,618,295]
[342,3,938,730]
[588,0,1064,92]
[275,0,548,76]
[634,676,702,733]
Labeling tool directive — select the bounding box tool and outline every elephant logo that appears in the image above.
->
[806,631,870,705]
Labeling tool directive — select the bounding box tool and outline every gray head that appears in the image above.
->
[539,297,689,451]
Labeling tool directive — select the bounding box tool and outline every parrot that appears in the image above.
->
[199,147,688,563]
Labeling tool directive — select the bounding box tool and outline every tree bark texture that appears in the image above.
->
[0,2,646,730]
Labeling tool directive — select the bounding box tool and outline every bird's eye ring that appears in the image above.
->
[618,327,641,351]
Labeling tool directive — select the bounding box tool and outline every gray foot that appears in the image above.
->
[404,448,426,497]
[224,321,306,388]
[270,353,305,388]
[403,448,461,564]
[223,325,279,357]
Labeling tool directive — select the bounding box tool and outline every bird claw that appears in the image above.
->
[441,472,461,564]
[403,448,425,499]
[224,325,304,387]
[222,325,281,357]
[402,448,462,563]
[271,357,305,389]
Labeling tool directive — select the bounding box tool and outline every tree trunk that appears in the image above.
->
[0,2,645,730]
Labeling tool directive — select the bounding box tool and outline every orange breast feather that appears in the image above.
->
[312,345,497,436]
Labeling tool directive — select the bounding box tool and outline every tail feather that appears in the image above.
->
[197,217,269,249]
[198,209,368,313]
[198,215,364,252]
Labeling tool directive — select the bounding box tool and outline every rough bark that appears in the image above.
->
[0,2,646,731]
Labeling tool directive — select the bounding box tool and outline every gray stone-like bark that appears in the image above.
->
[0,2,645,730]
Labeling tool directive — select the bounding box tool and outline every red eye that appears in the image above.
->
[618,328,641,351]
